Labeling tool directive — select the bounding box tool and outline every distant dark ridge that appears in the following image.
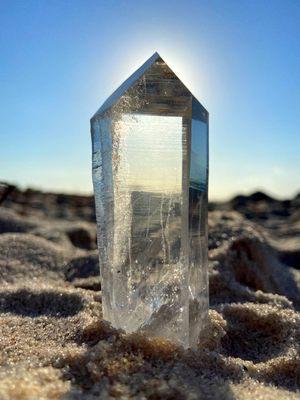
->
[0,182,93,201]
[230,190,300,205]
[293,192,300,205]
[231,191,275,206]
[2,182,299,203]
[208,190,300,222]
[0,182,15,205]
[209,191,283,212]
[0,182,95,222]
[1,182,299,218]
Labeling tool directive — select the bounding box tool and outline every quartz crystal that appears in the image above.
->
[91,53,208,348]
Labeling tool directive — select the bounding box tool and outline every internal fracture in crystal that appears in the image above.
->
[91,52,209,348]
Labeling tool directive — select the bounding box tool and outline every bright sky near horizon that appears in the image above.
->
[1,0,299,200]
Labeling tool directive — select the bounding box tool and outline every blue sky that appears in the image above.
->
[1,0,299,200]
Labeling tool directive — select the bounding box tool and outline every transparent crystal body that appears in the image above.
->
[91,53,208,348]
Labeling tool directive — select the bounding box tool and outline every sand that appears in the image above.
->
[0,185,299,399]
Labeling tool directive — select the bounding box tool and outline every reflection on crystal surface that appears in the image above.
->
[91,53,208,348]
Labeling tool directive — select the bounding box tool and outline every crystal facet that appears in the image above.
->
[91,53,208,348]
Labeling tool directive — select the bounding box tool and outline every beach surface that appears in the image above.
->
[0,185,299,399]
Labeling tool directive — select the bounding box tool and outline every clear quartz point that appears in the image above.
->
[91,52,209,348]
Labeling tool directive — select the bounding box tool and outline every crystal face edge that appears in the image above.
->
[188,98,209,348]
[92,52,161,119]
[91,56,209,348]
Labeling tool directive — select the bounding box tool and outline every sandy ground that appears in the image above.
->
[0,185,299,399]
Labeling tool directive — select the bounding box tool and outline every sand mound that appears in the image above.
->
[66,253,100,281]
[0,208,37,234]
[0,287,84,317]
[0,233,68,284]
[0,207,97,250]
[0,367,70,400]
[228,237,299,308]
